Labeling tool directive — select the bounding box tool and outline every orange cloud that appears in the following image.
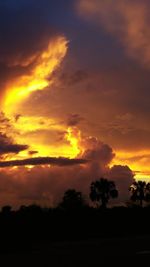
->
[3,36,68,115]
[111,150,150,181]
[0,130,134,208]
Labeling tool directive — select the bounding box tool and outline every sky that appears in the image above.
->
[0,0,149,207]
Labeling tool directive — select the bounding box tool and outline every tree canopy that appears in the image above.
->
[90,178,118,208]
[59,189,86,211]
[129,181,150,206]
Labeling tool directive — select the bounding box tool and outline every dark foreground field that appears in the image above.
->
[0,206,150,266]
[0,235,150,266]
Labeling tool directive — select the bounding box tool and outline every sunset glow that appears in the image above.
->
[3,37,68,115]
[0,0,150,207]
[65,127,81,158]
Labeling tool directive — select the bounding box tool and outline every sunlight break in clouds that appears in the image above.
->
[3,36,68,115]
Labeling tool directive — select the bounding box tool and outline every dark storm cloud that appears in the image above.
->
[0,132,28,155]
[78,0,150,67]
[0,112,28,155]
[0,156,88,168]
[0,0,54,67]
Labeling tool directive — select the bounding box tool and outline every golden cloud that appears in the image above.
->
[3,36,68,115]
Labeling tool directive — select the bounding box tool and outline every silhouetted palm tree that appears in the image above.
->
[130,181,150,207]
[90,178,118,208]
[59,189,85,210]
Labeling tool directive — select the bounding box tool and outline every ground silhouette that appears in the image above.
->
[0,180,150,266]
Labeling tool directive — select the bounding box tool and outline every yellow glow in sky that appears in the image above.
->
[112,149,150,181]
[65,127,81,157]
[3,36,68,115]
[1,33,149,182]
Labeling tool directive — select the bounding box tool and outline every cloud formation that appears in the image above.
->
[108,165,134,203]
[0,0,55,68]
[0,0,143,207]
[78,0,150,67]
[0,124,134,207]
[0,132,28,156]
[0,157,87,168]
[0,0,68,114]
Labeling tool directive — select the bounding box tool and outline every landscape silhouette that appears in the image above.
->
[1,0,150,266]
[0,177,150,266]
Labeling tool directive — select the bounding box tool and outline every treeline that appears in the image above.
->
[1,177,150,213]
[0,178,150,251]
[58,178,150,210]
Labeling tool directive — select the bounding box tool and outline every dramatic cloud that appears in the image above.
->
[0,123,134,207]
[0,0,68,114]
[0,0,147,208]
[0,133,134,207]
[82,140,114,165]
[3,36,68,114]
[78,0,150,67]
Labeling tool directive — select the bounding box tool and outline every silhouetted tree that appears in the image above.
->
[59,189,85,211]
[90,178,118,208]
[130,181,150,207]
